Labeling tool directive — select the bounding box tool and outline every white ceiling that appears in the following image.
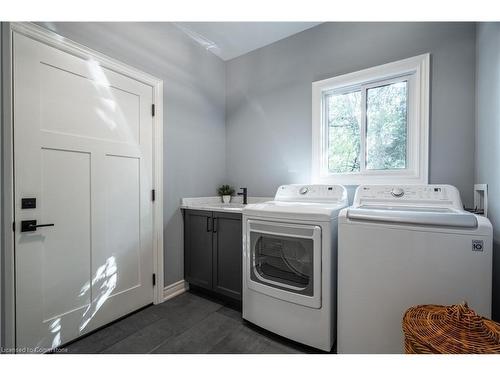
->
[175,22,322,61]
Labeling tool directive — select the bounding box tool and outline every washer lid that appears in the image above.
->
[347,184,481,228]
[346,206,478,228]
[243,200,348,221]
[243,184,348,221]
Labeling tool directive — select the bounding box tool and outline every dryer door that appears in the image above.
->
[246,220,322,308]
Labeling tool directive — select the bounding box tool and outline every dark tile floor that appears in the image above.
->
[60,290,323,354]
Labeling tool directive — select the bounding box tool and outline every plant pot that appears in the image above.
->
[222,195,231,204]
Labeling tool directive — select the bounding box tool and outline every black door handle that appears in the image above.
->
[206,216,212,232]
[212,218,218,233]
[21,220,55,233]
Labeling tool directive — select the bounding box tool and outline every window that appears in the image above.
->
[312,54,430,185]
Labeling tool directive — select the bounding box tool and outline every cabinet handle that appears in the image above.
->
[206,216,212,232]
[213,218,218,233]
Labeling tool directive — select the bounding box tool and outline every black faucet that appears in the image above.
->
[238,187,248,205]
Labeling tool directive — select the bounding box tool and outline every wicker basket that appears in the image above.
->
[402,303,500,354]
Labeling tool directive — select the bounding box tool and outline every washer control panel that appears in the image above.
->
[275,184,347,202]
[391,187,405,197]
[353,185,463,209]
[299,186,309,195]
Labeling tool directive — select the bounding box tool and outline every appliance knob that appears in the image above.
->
[391,187,405,198]
[299,186,309,195]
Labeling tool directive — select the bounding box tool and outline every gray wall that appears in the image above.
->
[225,22,477,206]
[476,22,500,320]
[36,22,227,286]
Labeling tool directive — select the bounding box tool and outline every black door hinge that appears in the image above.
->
[152,189,156,202]
[152,273,156,286]
[151,104,155,117]
[12,222,15,232]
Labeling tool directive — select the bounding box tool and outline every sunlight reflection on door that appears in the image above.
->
[79,256,118,331]
[87,59,139,145]
[50,318,62,348]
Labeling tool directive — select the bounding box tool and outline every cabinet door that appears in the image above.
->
[212,212,243,300]
[184,210,213,289]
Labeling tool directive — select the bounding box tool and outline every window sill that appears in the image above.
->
[314,172,428,185]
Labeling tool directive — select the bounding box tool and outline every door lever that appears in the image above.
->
[21,220,55,233]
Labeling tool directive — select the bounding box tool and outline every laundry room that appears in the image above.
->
[1,0,500,372]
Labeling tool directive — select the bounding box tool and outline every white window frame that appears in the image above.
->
[312,54,430,185]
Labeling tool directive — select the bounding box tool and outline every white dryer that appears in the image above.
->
[242,184,348,351]
[337,184,493,354]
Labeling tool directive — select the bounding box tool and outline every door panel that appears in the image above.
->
[40,148,92,321]
[14,32,154,350]
[213,213,242,300]
[104,155,141,295]
[184,210,213,289]
[16,148,93,349]
[39,62,141,143]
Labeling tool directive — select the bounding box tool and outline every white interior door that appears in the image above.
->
[13,32,155,351]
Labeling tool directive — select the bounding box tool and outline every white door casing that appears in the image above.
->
[13,28,163,351]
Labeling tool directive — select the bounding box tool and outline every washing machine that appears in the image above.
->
[242,184,348,351]
[337,184,493,354]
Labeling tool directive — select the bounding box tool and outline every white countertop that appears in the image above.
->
[181,196,272,213]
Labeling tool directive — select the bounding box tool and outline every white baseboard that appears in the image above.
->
[163,280,189,302]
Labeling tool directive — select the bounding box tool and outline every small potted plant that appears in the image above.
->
[217,184,235,204]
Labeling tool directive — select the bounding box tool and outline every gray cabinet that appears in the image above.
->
[184,209,242,301]
[212,212,242,300]
[184,210,214,289]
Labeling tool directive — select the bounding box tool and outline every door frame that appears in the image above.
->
[1,22,165,350]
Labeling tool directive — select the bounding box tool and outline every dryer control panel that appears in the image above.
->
[275,184,347,203]
[353,185,463,209]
